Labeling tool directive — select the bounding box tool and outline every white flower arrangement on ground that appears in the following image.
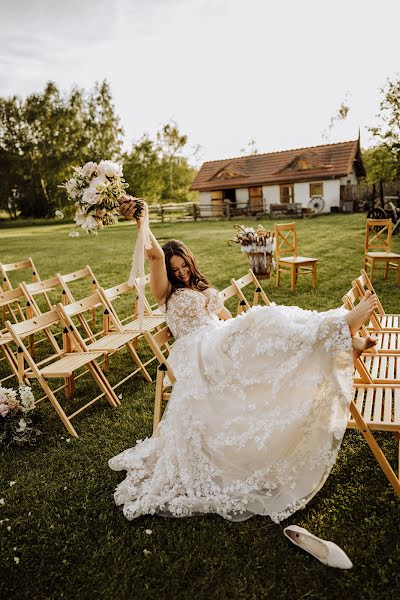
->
[0,384,42,447]
[63,160,128,235]
[229,224,276,279]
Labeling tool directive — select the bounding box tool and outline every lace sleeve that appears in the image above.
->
[205,287,224,316]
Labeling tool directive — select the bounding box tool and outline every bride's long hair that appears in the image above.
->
[162,239,211,306]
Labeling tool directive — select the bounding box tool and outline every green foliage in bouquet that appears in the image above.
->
[0,384,42,447]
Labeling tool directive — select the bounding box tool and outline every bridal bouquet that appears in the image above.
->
[0,384,42,447]
[63,160,129,235]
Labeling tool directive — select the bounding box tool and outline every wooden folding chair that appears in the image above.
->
[21,276,95,343]
[340,292,400,495]
[341,285,400,355]
[99,281,165,334]
[56,291,152,391]
[0,287,41,384]
[6,310,120,438]
[57,266,102,327]
[274,222,318,291]
[364,219,400,283]
[353,269,400,338]
[142,326,175,432]
[231,269,271,310]
[0,257,43,322]
[0,257,41,292]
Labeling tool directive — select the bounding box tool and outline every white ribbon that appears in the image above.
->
[128,204,152,333]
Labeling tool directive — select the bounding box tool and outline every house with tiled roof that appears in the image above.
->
[190,140,365,216]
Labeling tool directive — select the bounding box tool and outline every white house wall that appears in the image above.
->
[340,168,358,185]
[235,188,248,208]
[262,185,280,208]
[199,191,211,216]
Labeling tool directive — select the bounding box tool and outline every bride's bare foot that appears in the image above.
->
[352,335,378,360]
[346,291,378,336]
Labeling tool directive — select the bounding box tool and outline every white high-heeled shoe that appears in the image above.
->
[283,525,353,569]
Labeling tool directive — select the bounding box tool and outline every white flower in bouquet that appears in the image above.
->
[97,160,123,177]
[74,209,99,231]
[81,161,97,178]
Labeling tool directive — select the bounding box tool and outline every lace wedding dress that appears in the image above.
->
[109,287,353,523]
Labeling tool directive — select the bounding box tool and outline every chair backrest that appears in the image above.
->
[134,274,159,315]
[57,265,100,303]
[6,309,65,379]
[274,223,298,260]
[0,257,40,291]
[0,286,36,327]
[365,219,392,253]
[353,270,385,317]
[143,326,175,384]
[21,276,68,315]
[6,309,60,339]
[219,282,247,315]
[231,269,271,307]
[57,291,120,349]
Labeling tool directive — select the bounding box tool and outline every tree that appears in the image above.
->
[122,135,163,201]
[0,80,124,218]
[123,122,198,204]
[370,77,400,177]
[362,145,398,184]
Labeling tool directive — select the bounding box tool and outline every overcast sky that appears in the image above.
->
[1,0,399,163]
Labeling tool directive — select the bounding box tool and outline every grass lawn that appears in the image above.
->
[0,213,399,600]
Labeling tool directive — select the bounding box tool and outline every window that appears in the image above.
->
[309,182,323,197]
[280,184,294,204]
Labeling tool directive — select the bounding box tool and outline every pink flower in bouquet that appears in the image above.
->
[0,404,10,417]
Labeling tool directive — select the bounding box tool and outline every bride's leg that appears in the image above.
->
[345,291,378,337]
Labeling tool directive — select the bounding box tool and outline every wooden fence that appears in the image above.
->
[340,181,400,209]
[147,201,268,223]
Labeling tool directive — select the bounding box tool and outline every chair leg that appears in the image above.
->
[312,264,317,288]
[349,401,400,496]
[153,368,164,432]
[370,259,375,283]
[38,375,79,438]
[291,266,296,291]
[87,361,120,407]
[126,342,152,383]
[384,261,389,280]
[276,264,280,287]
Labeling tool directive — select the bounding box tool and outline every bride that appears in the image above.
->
[109,197,377,568]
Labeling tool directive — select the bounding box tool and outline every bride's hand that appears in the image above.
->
[118,195,147,222]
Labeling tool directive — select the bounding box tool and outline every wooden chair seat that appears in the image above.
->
[350,385,400,433]
[38,352,103,377]
[365,251,400,259]
[122,315,165,332]
[277,256,318,264]
[86,331,139,352]
[354,354,400,384]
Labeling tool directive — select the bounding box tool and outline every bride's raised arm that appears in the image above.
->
[119,196,171,305]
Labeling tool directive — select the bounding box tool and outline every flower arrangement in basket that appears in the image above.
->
[0,384,42,447]
[229,225,276,279]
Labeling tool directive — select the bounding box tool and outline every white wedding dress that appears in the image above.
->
[109,287,353,523]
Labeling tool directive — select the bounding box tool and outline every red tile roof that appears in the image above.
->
[190,140,364,191]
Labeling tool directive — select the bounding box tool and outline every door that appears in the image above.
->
[248,187,263,214]
[210,191,224,217]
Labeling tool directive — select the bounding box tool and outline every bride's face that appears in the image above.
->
[169,255,191,285]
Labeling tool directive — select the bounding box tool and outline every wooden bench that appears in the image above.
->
[269,203,304,219]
